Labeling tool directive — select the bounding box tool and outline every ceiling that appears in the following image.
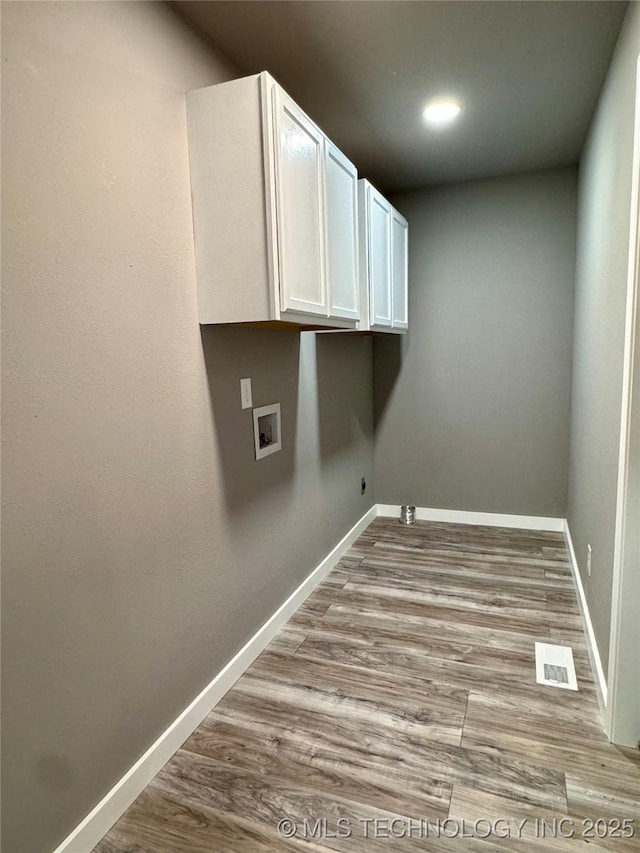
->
[174,1,628,192]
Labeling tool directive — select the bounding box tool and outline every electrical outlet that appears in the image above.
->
[240,378,252,410]
[587,544,592,577]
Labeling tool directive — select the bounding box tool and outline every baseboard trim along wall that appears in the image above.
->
[52,502,604,853]
[563,521,608,711]
[377,504,566,532]
[52,504,378,853]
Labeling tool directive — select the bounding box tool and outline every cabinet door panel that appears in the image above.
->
[369,188,392,327]
[324,142,359,320]
[391,210,408,329]
[273,88,326,316]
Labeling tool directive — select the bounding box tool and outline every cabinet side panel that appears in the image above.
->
[186,76,271,323]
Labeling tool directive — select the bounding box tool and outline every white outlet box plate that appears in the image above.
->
[240,378,252,410]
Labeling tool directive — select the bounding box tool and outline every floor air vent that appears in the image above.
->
[535,642,578,691]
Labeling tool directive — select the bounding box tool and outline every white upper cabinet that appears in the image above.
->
[324,141,360,320]
[186,72,359,328]
[273,87,326,316]
[358,179,409,333]
[391,209,409,329]
[368,187,392,328]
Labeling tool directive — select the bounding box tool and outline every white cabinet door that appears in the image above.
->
[368,186,392,328]
[324,141,359,320]
[272,87,327,317]
[391,209,408,329]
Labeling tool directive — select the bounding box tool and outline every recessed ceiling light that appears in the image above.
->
[423,99,462,126]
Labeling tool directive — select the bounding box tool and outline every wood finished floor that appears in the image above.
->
[94,519,640,852]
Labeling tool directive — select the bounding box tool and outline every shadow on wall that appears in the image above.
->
[315,332,375,461]
[372,333,405,430]
[200,325,300,514]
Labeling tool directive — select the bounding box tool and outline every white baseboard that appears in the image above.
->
[52,504,378,853]
[563,521,608,711]
[376,504,565,532]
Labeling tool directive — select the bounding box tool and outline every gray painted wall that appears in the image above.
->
[567,2,640,675]
[1,4,374,851]
[374,168,578,517]
[615,224,640,741]
[609,255,640,745]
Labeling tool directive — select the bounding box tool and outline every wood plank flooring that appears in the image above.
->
[94,519,640,852]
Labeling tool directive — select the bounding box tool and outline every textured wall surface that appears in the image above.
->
[567,2,640,674]
[0,3,374,851]
[374,168,577,517]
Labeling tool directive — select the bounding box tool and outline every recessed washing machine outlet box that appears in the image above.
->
[253,403,281,460]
